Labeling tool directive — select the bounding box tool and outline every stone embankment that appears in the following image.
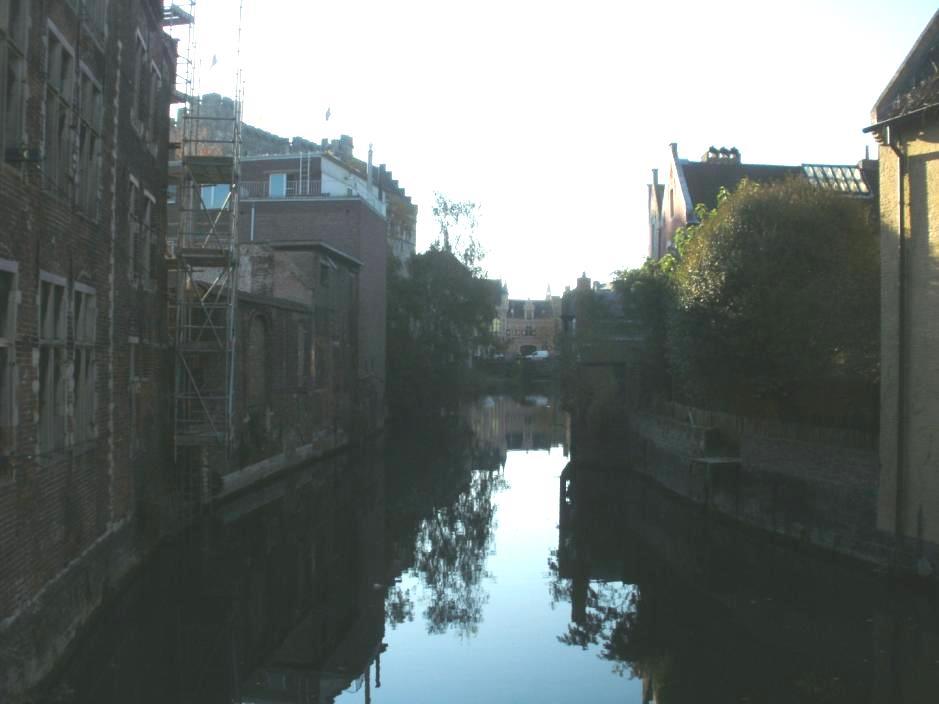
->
[627,404,897,573]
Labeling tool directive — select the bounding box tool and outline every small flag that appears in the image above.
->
[325,107,331,122]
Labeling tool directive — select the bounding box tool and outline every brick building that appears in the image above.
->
[647,143,878,259]
[0,0,175,696]
[492,285,562,358]
[234,242,360,474]
[168,102,395,456]
[237,154,387,434]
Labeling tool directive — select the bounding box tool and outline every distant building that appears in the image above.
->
[648,143,879,259]
[490,284,561,358]
[865,9,939,559]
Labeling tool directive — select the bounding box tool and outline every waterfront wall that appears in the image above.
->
[627,409,895,570]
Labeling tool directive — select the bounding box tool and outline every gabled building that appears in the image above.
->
[864,9,939,562]
[491,285,561,358]
[648,143,878,259]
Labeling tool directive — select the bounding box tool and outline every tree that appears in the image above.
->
[668,177,879,420]
[386,194,497,420]
[431,193,485,275]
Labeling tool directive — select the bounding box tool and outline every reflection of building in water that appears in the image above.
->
[40,453,388,704]
[466,396,568,468]
[235,454,387,704]
[554,462,939,704]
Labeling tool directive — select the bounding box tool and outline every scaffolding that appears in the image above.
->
[163,1,244,504]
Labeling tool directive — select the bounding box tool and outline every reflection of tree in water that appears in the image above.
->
[548,553,653,678]
[385,417,507,638]
[548,552,865,703]
[413,470,503,636]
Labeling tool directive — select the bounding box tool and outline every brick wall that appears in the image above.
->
[0,1,174,695]
[627,410,889,568]
[242,199,386,433]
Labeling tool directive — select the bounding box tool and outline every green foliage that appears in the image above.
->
[617,177,879,424]
[613,258,674,396]
[431,193,485,275]
[387,237,497,421]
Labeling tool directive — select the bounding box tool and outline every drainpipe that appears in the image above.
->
[887,124,907,548]
[250,204,256,241]
[298,152,303,195]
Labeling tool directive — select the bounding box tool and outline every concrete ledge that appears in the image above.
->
[220,443,322,500]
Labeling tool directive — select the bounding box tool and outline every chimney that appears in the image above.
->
[669,142,679,161]
[652,168,659,188]
[702,146,740,164]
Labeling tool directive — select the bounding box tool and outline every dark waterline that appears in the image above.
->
[36,395,939,703]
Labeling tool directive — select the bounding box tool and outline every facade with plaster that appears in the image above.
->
[866,9,939,557]
[0,0,175,696]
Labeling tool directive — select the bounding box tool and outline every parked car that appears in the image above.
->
[528,350,550,361]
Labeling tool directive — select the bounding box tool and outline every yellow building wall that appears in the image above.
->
[878,123,939,544]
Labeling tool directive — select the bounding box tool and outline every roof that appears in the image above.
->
[506,300,555,319]
[681,161,801,212]
[802,164,871,195]
[648,183,664,212]
[870,10,939,127]
[262,240,362,270]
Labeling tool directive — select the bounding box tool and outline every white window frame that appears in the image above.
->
[37,271,67,455]
[72,282,96,446]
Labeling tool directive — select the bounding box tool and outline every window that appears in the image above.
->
[83,0,108,38]
[45,27,74,196]
[131,31,147,133]
[38,275,66,454]
[1,0,26,161]
[140,191,154,281]
[128,178,139,280]
[0,261,17,455]
[77,70,102,216]
[72,285,95,445]
[269,173,286,198]
[146,62,161,141]
[200,183,230,209]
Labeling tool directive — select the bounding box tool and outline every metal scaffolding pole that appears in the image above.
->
[163,0,244,507]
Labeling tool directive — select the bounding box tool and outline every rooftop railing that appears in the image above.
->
[240,180,322,199]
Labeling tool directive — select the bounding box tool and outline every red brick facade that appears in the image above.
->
[0,1,174,694]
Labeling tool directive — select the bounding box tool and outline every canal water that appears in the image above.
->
[36,395,939,703]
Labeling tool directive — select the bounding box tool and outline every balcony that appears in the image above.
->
[240,180,322,199]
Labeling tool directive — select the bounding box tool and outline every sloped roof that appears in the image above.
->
[506,300,555,319]
[802,164,871,195]
[871,10,939,125]
[681,161,801,211]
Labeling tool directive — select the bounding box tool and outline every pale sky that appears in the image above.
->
[187,0,936,299]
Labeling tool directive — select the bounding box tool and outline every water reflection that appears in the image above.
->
[40,452,386,704]
[553,463,939,703]
[43,395,939,704]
